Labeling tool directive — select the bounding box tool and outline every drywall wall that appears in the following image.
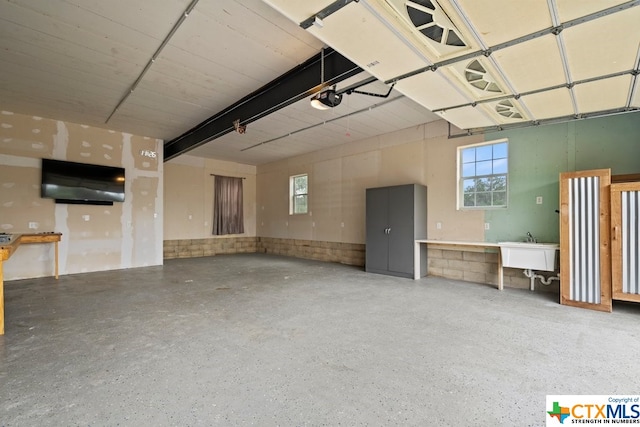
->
[163,155,257,240]
[0,111,163,280]
[424,127,486,241]
[256,111,640,246]
[484,111,640,243]
[256,119,485,244]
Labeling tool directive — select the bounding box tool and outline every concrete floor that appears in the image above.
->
[1,254,639,426]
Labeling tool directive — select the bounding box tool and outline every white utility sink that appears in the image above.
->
[498,242,559,271]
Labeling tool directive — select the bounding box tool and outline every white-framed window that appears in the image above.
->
[458,139,508,209]
[289,174,308,215]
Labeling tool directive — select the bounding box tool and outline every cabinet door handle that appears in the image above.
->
[388,227,391,234]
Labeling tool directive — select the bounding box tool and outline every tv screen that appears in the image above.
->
[41,159,125,205]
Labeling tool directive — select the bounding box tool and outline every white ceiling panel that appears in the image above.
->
[0,60,121,120]
[307,2,429,81]
[0,42,127,100]
[574,75,632,113]
[454,0,551,47]
[521,88,575,119]
[63,0,194,40]
[562,6,640,81]
[0,0,165,53]
[395,72,471,111]
[492,35,566,93]
[436,106,495,130]
[0,20,144,83]
[555,0,630,22]
[169,10,303,84]
[260,0,336,23]
[136,64,243,113]
[152,45,270,101]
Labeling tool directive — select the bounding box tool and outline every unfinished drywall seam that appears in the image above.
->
[154,138,164,265]
[54,204,70,275]
[52,122,71,274]
[567,121,576,171]
[120,133,134,268]
[53,121,68,159]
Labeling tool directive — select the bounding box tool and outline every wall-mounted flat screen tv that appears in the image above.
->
[41,158,125,205]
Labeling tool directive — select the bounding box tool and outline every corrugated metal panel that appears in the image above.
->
[569,176,601,304]
[622,190,640,294]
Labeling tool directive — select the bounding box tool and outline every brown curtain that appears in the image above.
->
[212,175,244,235]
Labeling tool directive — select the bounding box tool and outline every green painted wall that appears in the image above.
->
[483,111,640,243]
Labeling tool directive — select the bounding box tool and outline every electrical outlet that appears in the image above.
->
[484,222,490,230]
[436,222,442,230]
[82,215,90,221]
[536,196,543,205]
[29,221,38,229]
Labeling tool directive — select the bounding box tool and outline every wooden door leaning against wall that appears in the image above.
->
[559,169,612,312]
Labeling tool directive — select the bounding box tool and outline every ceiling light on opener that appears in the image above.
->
[310,88,342,110]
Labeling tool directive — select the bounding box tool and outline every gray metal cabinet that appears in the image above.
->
[365,184,427,278]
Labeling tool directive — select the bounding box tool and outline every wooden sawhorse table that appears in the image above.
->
[0,233,62,335]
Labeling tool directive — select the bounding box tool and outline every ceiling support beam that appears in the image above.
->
[164,48,363,161]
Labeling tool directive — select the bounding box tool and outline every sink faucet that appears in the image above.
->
[526,232,537,243]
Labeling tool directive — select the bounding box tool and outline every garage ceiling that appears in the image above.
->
[1,0,638,165]
[265,0,640,129]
